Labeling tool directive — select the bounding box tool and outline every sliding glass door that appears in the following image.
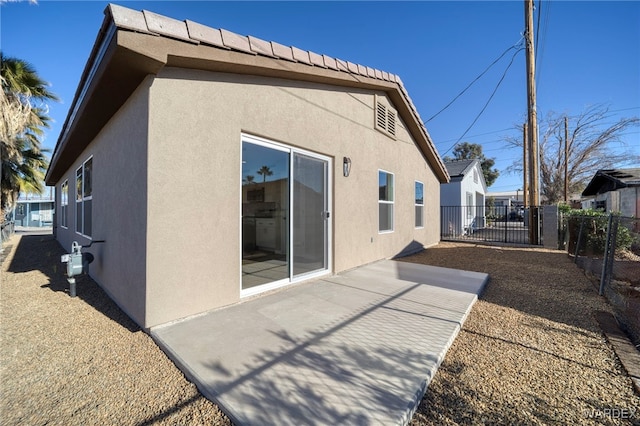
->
[292,153,328,277]
[241,136,330,294]
[241,141,290,290]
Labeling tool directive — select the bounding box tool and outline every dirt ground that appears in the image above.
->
[1,234,639,425]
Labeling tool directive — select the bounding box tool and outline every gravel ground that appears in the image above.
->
[404,242,640,425]
[1,234,639,425]
[1,233,231,425]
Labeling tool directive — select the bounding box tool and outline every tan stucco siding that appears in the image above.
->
[54,79,151,327]
[145,71,242,327]
[145,68,440,327]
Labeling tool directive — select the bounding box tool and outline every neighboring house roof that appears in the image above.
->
[443,159,478,178]
[581,168,640,197]
[444,159,487,190]
[45,3,449,185]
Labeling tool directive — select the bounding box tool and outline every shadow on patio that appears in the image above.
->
[152,260,487,425]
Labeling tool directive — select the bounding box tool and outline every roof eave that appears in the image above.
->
[45,30,166,185]
[46,4,450,185]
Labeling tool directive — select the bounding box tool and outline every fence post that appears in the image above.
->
[504,205,508,243]
[574,216,585,263]
[599,214,618,296]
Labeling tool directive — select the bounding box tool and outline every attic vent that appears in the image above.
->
[374,95,397,139]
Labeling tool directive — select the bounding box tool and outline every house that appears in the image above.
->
[581,168,640,217]
[44,4,449,329]
[485,190,523,210]
[10,197,54,228]
[440,159,486,236]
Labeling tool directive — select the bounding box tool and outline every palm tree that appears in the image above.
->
[256,166,273,183]
[243,175,255,185]
[1,52,57,218]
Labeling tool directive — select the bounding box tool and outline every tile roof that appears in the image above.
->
[46,3,449,184]
[113,3,404,83]
[106,4,441,164]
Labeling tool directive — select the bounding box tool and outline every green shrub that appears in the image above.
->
[566,209,634,254]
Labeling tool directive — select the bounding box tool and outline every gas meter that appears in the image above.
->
[61,240,104,297]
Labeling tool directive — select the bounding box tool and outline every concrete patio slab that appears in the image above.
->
[151,260,488,425]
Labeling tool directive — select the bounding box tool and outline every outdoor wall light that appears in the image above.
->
[343,157,352,177]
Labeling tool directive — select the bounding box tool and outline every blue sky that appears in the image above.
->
[2,0,639,192]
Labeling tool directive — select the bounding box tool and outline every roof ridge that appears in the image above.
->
[109,3,400,85]
[46,3,449,185]
[105,4,447,181]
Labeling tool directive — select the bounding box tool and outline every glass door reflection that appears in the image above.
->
[241,141,290,289]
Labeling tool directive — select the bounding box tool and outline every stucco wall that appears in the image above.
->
[54,78,151,327]
[144,68,441,327]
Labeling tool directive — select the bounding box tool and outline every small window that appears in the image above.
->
[374,95,397,139]
[379,170,394,232]
[466,192,474,219]
[60,180,68,228]
[473,169,479,184]
[75,157,93,237]
[415,181,424,228]
[76,167,83,233]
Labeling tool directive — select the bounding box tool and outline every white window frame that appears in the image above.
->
[466,192,474,219]
[75,156,93,238]
[415,180,424,229]
[239,133,333,298]
[378,169,395,233]
[60,180,68,228]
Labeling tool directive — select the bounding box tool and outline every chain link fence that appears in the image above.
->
[565,213,640,347]
[1,220,15,245]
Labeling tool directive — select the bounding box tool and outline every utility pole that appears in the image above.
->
[523,122,529,208]
[525,0,539,244]
[564,116,569,203]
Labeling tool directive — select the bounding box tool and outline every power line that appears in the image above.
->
[425,36,524,124]
[442,47,525,156]
[535,0,542,62]
[435,127,517,145]
[608,106,640,113]
[435,106,640,153]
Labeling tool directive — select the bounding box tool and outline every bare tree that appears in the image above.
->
[506,104,639,204]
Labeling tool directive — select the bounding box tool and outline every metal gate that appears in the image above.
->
[441,205,543,245]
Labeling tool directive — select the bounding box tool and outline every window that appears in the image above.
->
[415,181,424,228]
[374,95,397,139]
[75,157,93,237]
[378,170,394,232]
[466,192,474,219]
[473,169,479,184]
[60,180,68,228]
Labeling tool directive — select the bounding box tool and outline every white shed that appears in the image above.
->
[440,159,487,236]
